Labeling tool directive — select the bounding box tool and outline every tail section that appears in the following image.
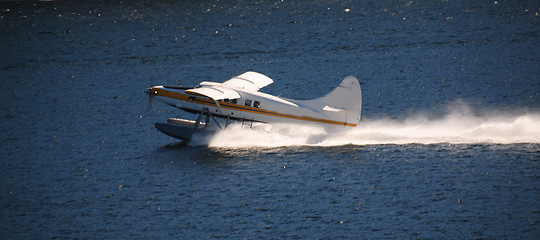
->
[294,76,362,126]
[322,76,362,111]
[321,76,362,125]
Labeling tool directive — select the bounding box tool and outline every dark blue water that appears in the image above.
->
[1,1,539,239]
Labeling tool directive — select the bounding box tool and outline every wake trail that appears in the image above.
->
[192,112,540,148]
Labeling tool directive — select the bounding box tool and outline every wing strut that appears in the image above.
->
[195,108,223,129]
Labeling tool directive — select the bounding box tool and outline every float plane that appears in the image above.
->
[145,71,362,141]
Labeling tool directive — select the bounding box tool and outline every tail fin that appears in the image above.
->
[321,76,362,124]
[292,76,362,125]
[322,76,362,111]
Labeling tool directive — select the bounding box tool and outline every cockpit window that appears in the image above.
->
[254,101,260,108]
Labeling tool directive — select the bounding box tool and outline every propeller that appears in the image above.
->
[148,93,154,110]
[145,88,154,110]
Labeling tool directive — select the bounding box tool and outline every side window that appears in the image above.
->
[231,99,237,104]
[254,101,260,108]
[245,99,252,107]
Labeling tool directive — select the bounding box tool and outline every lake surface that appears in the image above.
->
[1,0,539,239]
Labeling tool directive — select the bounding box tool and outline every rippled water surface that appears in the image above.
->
[1,0,539,239]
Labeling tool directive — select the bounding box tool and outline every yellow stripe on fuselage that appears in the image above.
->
[152,87,357,127]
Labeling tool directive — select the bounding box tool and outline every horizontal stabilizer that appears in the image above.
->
[323,105,344,112]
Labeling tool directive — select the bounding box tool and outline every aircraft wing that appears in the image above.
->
[223,71,274,91]
[185,86,241,100]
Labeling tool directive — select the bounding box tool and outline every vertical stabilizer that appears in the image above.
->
[321,76,362,124]
[322,76,362,109]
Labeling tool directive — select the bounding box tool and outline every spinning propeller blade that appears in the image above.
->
[148,93,154,110]
[145,88,154,110]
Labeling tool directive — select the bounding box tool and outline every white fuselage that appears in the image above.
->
[148,71,362,128]
[150,86,358,127]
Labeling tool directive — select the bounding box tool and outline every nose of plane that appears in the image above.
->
[145,87,160,96]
